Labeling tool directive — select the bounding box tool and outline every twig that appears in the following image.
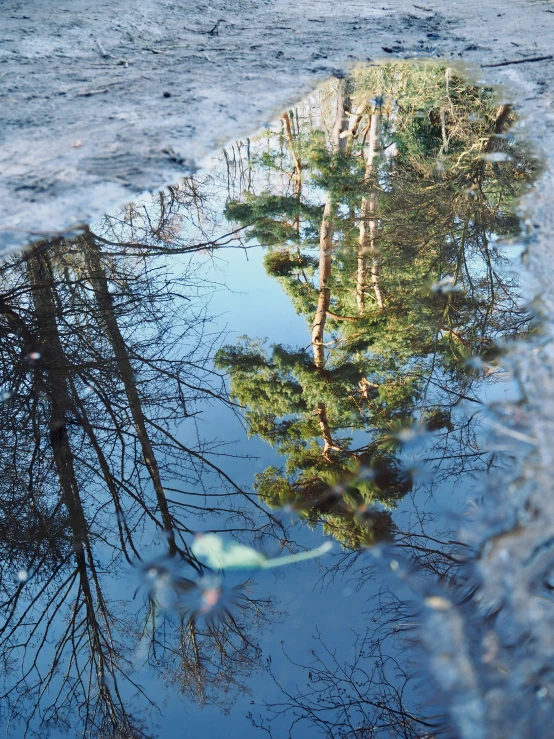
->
[77,87,109,97]
[77,80,126,97]
[481,54,553,68]
[207,19,226,36]
[95,38,129,67]
[96,39,109,57]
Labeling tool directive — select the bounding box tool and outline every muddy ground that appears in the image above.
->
[3,1,554,735]
[1,0,553,251]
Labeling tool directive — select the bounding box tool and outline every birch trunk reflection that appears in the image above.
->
[357,104,383,313]
[312,79,349,368]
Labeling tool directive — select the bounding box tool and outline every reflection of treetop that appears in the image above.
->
[218,62,534,551]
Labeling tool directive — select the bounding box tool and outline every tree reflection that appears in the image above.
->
[217,63,536,737]
[0,225,277,735]
[218,62,535,554]
[0,61,538,739]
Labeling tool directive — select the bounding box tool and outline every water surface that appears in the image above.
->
[0,62,538,738]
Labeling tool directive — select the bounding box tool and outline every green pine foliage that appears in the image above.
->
[218,62,536,550]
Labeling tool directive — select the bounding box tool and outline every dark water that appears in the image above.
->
[0,63,539,737]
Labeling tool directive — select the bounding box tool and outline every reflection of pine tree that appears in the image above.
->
[219,63,535,551]
[216,338,412,549]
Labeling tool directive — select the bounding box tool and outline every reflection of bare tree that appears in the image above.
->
[82,230,178,554]
[251,531,472,739]
[250,627,438,739]
[0,226,277,736]
[142,573,275,711]
[0,246,150,736]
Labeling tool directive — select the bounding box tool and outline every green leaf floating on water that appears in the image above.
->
[191,533,333,571]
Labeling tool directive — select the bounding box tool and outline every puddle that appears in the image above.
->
[0,62,540,737]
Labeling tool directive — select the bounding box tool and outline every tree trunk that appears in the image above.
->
[27,246,122,705]
[345,102,367,152]
[316,403,341,460]
[82,231,177,555]
[311,199,333,368]
[357,107,384,313]
[27,247,90,556]
[311,79,349,368]
[281,111,302,236]
[281,112,302,189]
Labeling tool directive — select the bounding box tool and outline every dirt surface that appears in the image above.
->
[4,2,554,735]
[1,0,553,252]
